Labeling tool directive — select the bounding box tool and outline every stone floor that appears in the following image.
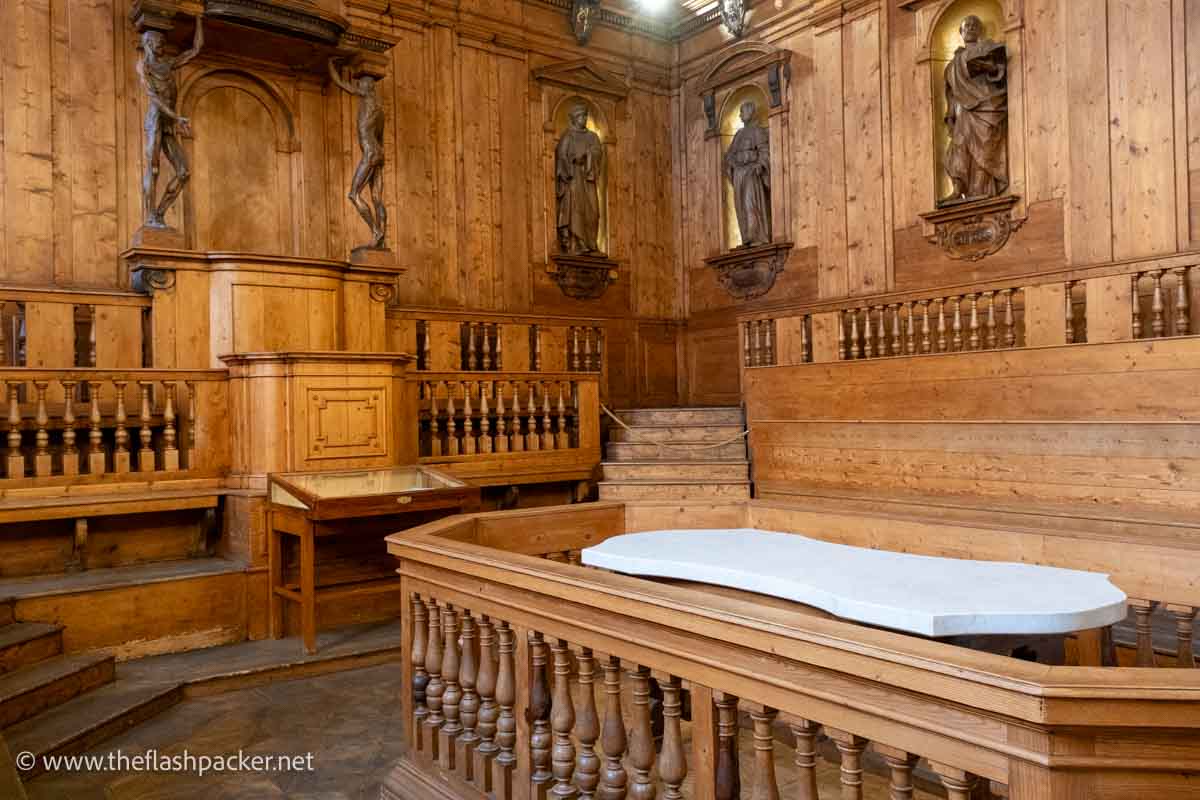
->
[25,662,937,800]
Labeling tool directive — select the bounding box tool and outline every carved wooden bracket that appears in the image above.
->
[704,241,793,301]
[131,266,178,295]
[547,254,619,300]
[919,195,1022,262]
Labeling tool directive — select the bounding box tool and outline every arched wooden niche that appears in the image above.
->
[177,69,301,255]
[532,59,627,299]
[699,41,794,301]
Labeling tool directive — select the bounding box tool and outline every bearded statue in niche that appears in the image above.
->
[724,100,771,248]
[555,103,605,256]
[941,14,1009,205]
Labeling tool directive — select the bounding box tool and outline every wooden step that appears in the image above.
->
[0,599,13,627]
[0,623,62,677]
[605,440,749,462]
[598,480,752,502]
[0,653,114,729]
[600,461,750,482]
[610,407,744,426]
[608,424,746,443]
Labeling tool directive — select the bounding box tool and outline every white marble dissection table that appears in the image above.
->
[581,529,1128,637]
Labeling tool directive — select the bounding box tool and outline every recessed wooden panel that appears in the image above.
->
[305,389,388,461]
[687,324,739,406]
[638,322,680,407]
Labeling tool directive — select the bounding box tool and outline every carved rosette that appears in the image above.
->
[547,254,619,300]
[369,281,396,304]
[920,195,1021,262]
[704,241,793,301]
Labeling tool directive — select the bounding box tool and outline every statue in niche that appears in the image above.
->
[571,0,601,45]
[329,59,388,251]
[724,100,771,248]
[555,103,605,256]
[941,14,1008,205]
[138,16,204,230]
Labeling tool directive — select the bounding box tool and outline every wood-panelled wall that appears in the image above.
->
[0,1,685,406]
[678,0,1200,402]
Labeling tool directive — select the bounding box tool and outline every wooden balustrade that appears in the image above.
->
[0,369,221,482]
[568,326,603,373]
[418,376,583,458]
[839,291,1023,360]
[403,313,607,375]
[1131,266,1194,339]
[387,504,1200,800]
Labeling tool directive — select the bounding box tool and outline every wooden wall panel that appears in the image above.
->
[843,9,887,295]
[814,24,849,299]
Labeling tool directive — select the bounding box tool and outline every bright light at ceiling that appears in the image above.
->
[637,0,671,13]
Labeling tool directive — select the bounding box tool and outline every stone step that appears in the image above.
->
[605,440,749,462]
[608,424,746,443]
[598,480,752,502]
[600,461,750,482]
[610,407,744,426]
[0,623,62,677]
[0,653,115,730]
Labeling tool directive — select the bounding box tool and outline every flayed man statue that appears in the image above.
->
[724,100,771,248]
[329,59,388,252]
[941,14,1009,204]
[555,103,605,256]
[138,17,204,230]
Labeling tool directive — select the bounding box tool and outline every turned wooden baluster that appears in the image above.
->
[467,322,477,370]
[496,324,504,371]
[984,291,997,349]
[1132,274,1143,339]
[478,383,493,454]
[550,640,577,800]
[494,622,517,799]
[556,383,569,450]
[875,745,920,800]
[1065,280,1077,343]
[87,381,105,474]
[533,324,543,371]
[33,380,50,477]
[88,307,97,366]
[422,320,433,369]
[851,310,862,359]
[790,719,821,800]
[905,302,917,355]
[766,320,776,366]
[61,380,79,477]
[475,616,499,790]
[440,606,463,769]
[411,595,430,750]
[876,307,886,357]
[937,298,948,352]
[862,308,874,357]
[495,383,510,453]
[585,327,596,371]
[511,384,525,453]
[931,764,979,800]
[429,383,443,457]
[483,325,493,371]
[830,729,868,800]
[446,383,460,456]
[574,648,600,800]
[5,382,21,478]
[889,304,902,356]
[749,706,780,800]
[800,316,810,363]
[1151,270,1166,337]
[1130,599,1158,667]
[594,328,604,372]
[628,666,656,800]
[917,301,930,354]
[744,322,753,367]
[1167,605,1197,668]
[425,599,445,742]
[967,294,981,350]
[458,611,481,778]
[572,327,582,371]
[541,382,554,450]
[137,381,154,472]
[951,296,964,351]
[752,320,763,366]
[599,656,628,800]
[463,383,477,456]
[659,677,687,800]
[836,313,846,360]
[714,693,739,800]
[112,380,130,473]
[185,381,197,469]
[526,383,540,452]
[1174,267,1191,335]
[530,633,553,791]
[162,383,179,471]
[1002,289,1016,347]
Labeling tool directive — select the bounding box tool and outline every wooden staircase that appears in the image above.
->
[599,407,751,502]
[0,599,115,740]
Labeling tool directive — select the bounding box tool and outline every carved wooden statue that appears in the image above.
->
[941,15,1008,205]
[719,0,748,38]
[724,101,771,248]
[571,0,601,45]
[329,59,388,251]
[138,17,204,230]
[555,104,605,256]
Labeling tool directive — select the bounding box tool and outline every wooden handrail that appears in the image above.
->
[0,368,226,381]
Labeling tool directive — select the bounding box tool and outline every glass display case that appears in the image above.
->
[266,466,480,653]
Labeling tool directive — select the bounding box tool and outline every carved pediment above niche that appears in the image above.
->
[532,59,630,100]
[699,40,792,132]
